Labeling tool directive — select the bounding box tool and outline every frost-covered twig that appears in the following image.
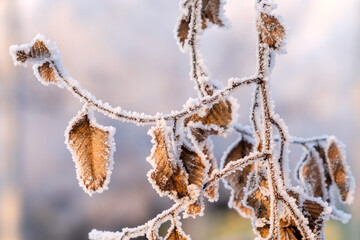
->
[9,0,355,239]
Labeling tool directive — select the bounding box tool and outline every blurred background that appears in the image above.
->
[0,0,359,239]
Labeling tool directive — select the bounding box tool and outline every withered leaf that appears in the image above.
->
[176,0,225,48]
[257,13,285,50]
[185,100,232,131]
[177,17,190,48]
[35,61,60,86]
[285,189,327,237]
[186,199,203,216]
[67,112,115,195]
[16,40,51,63]
[148,125,189,200]
[165,225,189,240]
[203,143,218,202]
[314,144,332,199]
[279,218,303,240]
[180,143,206,189]
[223,137,254,217]
[298,152,324,199]
[202,0,224,28]
[246,173,271,238]
[326,139,351,202]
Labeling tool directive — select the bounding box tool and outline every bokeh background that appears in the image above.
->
[1,0,359,239]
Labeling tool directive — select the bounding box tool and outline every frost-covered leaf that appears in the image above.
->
[180,143,206,189]
[313,144,332,199]
[185,100,233,131]
[10,34,53,66]
[65,108,115,196]
[279,218,302,240]
[246,173,271,238]
[165,225,189,240]
[186,198,203,216]
[147,122,189,200]
[32,60,63,88]
[257,12,285,50]
[223,137,254,217]
[202,0,225,28]
[176,0,225,48]
[286,189,329,238]
[298,152,326,199]
[203,143,218,202]
[177,17,191,48]
[326,138,354,203]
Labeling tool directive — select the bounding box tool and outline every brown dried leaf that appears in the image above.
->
[279,218,302,240]
[176,0,225,47]
[180,144,206,189]
[314,144,332,198]
[67,113,114,195]
[165,226,189,240]
[37,61,57,83]
[28,40,51,59]
[14,39,51,63]
[148,126,189,200]
[202,0,224,28]
[326,140,350,202]
[203,144,218,202]
[185,100,232,130]
[257,13,286,50]
[177,17,190,48]
[285,189,327,237]
[224,138,254,217]
[246,173,271,237]
[186,199,203,216]
[299,152,324,198]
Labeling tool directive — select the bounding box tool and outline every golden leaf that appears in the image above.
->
[148,125,189,200]
[299,152,324,198]
[165,225,189,240]
[257,13,285,50]
[67,112,114,195]
[326,140,350,202]
[37,61,57,83]
[224,138,254,217]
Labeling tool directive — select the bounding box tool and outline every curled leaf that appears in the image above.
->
[147,122,189,200]
[257,12,285,50]
[326,138,354,203]
[223,137,254,217]
[65,108,115,196]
